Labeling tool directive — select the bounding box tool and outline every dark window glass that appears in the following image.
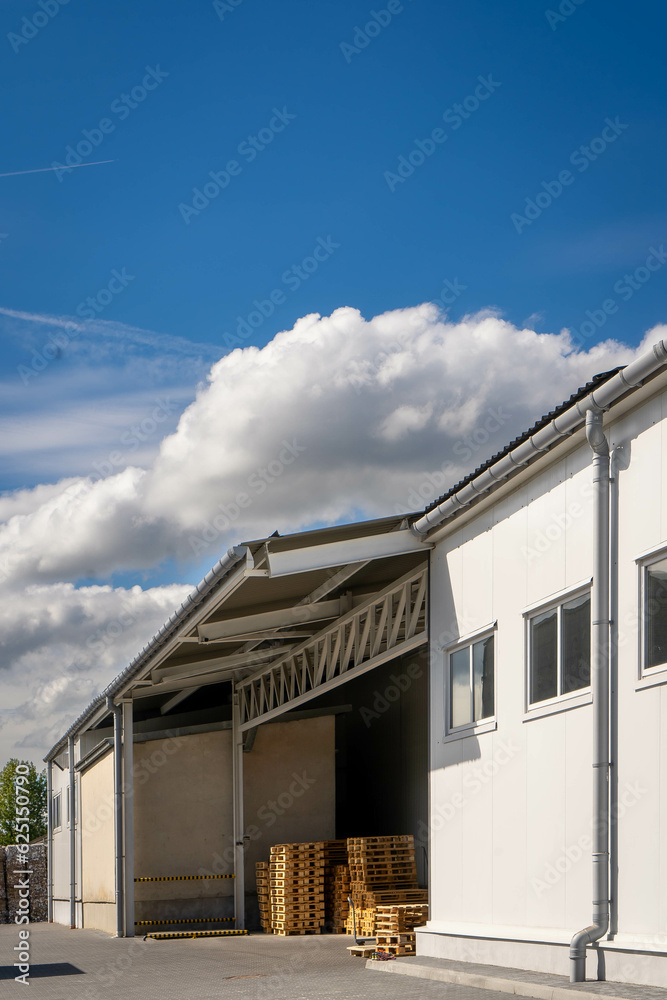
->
[561,594,591,693]
[473,635,495,721]
[530,609,557,703]
[450,647,471,728]
[646,558,667,668]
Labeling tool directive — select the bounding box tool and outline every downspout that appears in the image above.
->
[68,735,76,929]
[46,760,53,922]
[108,697,124,937]
[608,446,623,939]
[570,408,611,982]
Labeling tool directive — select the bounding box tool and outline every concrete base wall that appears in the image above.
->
[82,902,116,936]
[132,714,335,928]
[416,929,667,988]
[52,900,70,927]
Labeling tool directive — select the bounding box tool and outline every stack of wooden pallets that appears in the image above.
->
[328,864,351,933]
[269,842,325,935]
[256,861,272,933]
[375,902,428,956]
[322,840,348,932]
[345,835,427,937]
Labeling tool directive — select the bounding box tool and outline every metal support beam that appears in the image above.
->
[160,688,200,715]
[197,600,342,642]
[232,682,245,930]
[238,565,428,730]
[68,736,76,929]
[152,645,297,683]
[109,700,124,937]
[122,702,135,937]
[46,760,53,922]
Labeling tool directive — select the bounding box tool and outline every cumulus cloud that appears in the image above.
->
[0,305,637,588]
[0,580,192,760]
[0,303,647,761]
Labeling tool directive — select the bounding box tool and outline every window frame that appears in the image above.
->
[444,622,497,741]
[638,546,667,685]
[51,791,62,832]
[524,583,592,717]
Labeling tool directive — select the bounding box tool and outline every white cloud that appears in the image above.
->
[0,305,637,588]
[0,302,647,762]
[0,580,192,761]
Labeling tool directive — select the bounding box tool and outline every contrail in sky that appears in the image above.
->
[0,160,115,179]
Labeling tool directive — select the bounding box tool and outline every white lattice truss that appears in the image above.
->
[237,563,428,730]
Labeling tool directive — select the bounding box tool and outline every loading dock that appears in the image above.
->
[46,516,432,936]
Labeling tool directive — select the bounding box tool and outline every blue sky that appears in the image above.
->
[2,0,667,759]
[3,0,666,374]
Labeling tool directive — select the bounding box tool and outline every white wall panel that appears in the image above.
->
[427,382,667,961]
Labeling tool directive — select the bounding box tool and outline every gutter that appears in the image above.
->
[43,545,249,763]
[411,340,667,538]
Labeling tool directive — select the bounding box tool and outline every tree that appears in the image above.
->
[0,759,47,846]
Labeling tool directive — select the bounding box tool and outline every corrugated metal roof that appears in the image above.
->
[418,368,623,520]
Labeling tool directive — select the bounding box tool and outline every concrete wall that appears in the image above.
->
[132,716,335,923]
[80,749,116,933]
[50,758,73,926]
[426,384,667,984]
[244,715,335,883]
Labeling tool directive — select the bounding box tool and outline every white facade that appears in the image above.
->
[420,373,667,986]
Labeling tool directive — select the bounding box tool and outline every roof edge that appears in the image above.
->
[411,339,667,538]
[44,545,249,762]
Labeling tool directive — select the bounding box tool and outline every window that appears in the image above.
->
[528,592,590,706]
[449,632,495,730]
[643,555,667,671]
[51,792,61,831]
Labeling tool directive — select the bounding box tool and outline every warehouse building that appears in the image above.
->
[412,341,667,987]
[46,336,667,988]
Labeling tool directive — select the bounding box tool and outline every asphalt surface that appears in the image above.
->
[0,923,525,1000]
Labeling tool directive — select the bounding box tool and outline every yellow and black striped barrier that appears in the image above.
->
[135,917,234,926]
[145,929,248,941]
[135,874,234,882]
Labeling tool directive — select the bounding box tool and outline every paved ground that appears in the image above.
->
[0,924,520,1000]
[371,955,667,1000]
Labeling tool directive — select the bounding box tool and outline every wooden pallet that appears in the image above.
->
[347,942,377,958]
[376,933,415,945]
[377,942,415,956]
